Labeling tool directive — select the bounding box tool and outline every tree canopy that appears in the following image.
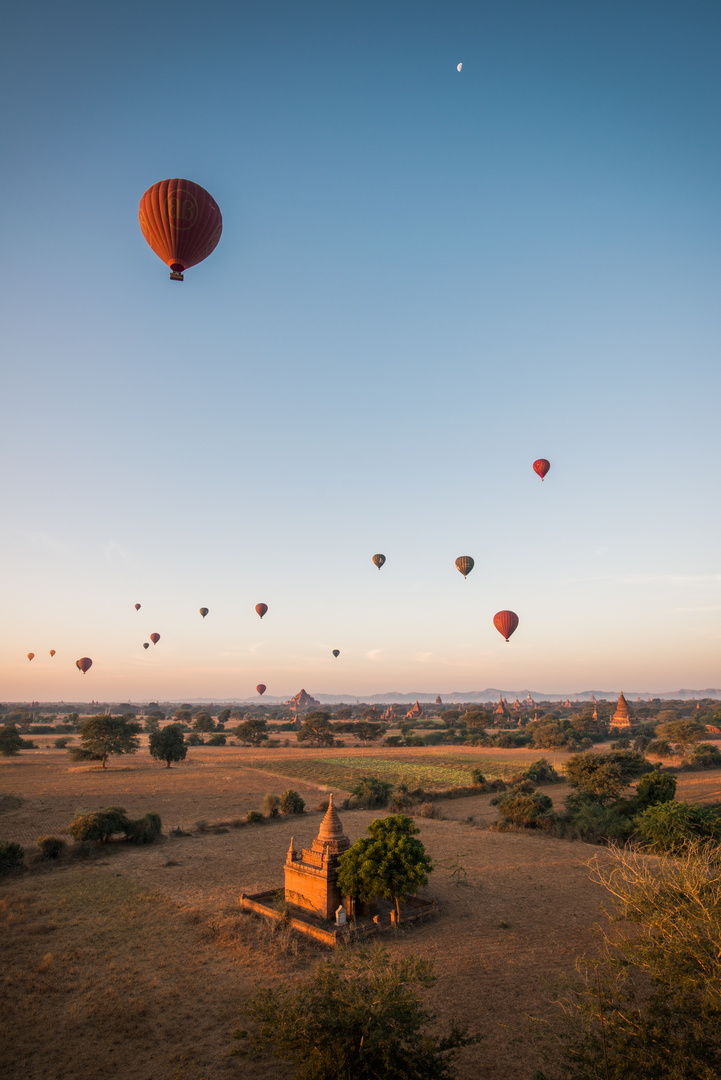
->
[297,712,335,747]
[337,814,433,918]
[234,718,269,746]
[564,750,651,804]
[233,944,476,1080]
[72,714,141,769]
[0,724,24,756]
[149,724,187,768]
[655,719,707,756]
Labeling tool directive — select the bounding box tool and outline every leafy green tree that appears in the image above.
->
[234,718,269,746]
[690,742,721,768]
[174,708,192,725]
[564,750,651,805]
[218,708,232,725]
[655,719,707,757]
[149,724,188,768]
[634,801,721,851]
[72,714,141,769]
[67,806,130,843]
[337,815,433,920]
[297,712,335,747]
[144,710,164,733]
[534,844,721,1080]
[463,709,490,731]
[634,768,677,809]
[0,724,24,756]
[192,711,215,733]
[335,707,353,722]
[495,790,555,828]
[349,776,392,808]
[233,944,476,1080]
[355,721,383,744]
[207,732,226,745]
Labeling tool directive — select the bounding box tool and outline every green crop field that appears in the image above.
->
[245,753,521,792]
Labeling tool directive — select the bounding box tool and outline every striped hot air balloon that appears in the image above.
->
[455,556,474,579]
[139,179,222,281]
[493,611,519,642]
[150,633,160,645]
[255,603,268,619]
[372,554,386,569]
[76,657,93,673]
[533,458,550,481]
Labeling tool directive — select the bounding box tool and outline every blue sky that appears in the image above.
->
[1,0,720,701]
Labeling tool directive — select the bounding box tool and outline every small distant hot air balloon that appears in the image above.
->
[372,554,386,570]
[150,633,160,645]
[256,684,266,696]
[134,603,141,611]
[76,657,93,674]
[493,610,519,642]
[139,179,223,281]
[455,556,474,579]
[332,649,340,658]
[143,642,150,650]
[533,458,551,481]
[457,62,463,71]
[27,652,35,661]
[199,607,209,618]
[255,603,268,619]
[49,650,56,657]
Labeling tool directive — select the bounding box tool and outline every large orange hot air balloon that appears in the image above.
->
[372,554,386,569]
[493,610,519,642]
[139,179,222,281]
[76,657,93,674]
[134,603,141,611]
[27,652,35,661]
[533,458,550,481]
[49,649,56,657]
[199,607,209,618]
[143,642,150,650]
[255,603,268,619]
[455,556,474,579]
[256,684,266,696]
[150,633,160,644]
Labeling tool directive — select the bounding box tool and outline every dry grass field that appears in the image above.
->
[2,743,721,1080]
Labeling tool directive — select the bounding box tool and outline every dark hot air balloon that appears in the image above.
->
[493,610,519,642]
[150,633,160,644]
[256,684,266,696]
[455,556,474,578]
[199,607,209,618]
[76,657,92,673]
[49,649,56,657]
[134,603,141,611]
[255,603,268,619]
[27,652,35,661]
[143,642,150,649]
[372,554,386,569]
[139,179,222,281]
[332,649,340,658]
[533,458,550,481]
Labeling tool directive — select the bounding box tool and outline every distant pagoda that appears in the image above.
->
[435,694,442,706]
[609,691,636,730]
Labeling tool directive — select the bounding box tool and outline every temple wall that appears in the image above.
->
[284,863,341,920]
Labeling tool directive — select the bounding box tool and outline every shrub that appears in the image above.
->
[688,743,721,769]
[349,776,393,809]
[634,768,677,809]
[417,802,444,819]
[67,806,130,844]
[522,758,562,785]
[246,810,265,824]
[53,737,71,749]
[388,791,414,812]
[262,794,281,817]
[207,733,226,746]
[279,790,306,815]
[126,812,162,844]
[470,767,486,785]
[195,819,209,833]
[634,800,721,852]
[646,738,674,757]
[36,835,66,859]
[0,841,24,874]
[495,790,555,828]
[561,798,635,843]
[186,733,204,746]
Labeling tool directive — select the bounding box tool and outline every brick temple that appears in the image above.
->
[609,691,636,730]
[284,794,350,920]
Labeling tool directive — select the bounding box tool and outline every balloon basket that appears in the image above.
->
[169,271,184,281]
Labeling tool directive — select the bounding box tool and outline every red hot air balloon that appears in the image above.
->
[49,649,56,657]
[27,652,35,661]
[493,610,519,643]
[533,458,551,481]
[150,633,160,644]
[143,642,150,650]
[199,607,209,618]
[256,684,266,696]
[135,603,141,611]
[255,603,268,619]
[139,179,222,281]
[76,657,93,673]
[372,554,386,569]
[332,649,340,658]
